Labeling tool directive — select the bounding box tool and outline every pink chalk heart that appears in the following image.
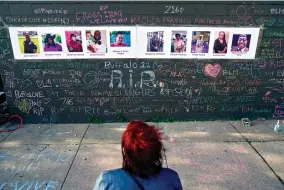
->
[204,64,221,78]
[265,91,271,96]
[194,89,199,93]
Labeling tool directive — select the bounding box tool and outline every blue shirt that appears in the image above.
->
[94,168,183,190]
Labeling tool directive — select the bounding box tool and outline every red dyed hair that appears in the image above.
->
[121,120,163,178]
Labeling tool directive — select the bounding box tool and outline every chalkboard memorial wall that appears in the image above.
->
[0,1,283,123]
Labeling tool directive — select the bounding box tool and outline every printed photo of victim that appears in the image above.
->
[191,31,210,53]
[65,31,83,52]
[171,31,187,53]
[18,31,39,54]
[147,31,164,52]
[110,31,131,47]
[86,30,107,53]
[42,33,62,52]
[231,34,251,54]
[213,31,229,54]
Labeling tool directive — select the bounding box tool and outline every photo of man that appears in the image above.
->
[86,30,107,53]
[42,33,62,52]
[110,31,130,47]
[65,31,83,52]
[231,34,251,53]
[191,31,210,54]
[147,31,164,52]
[213,31,229,54]
[171,31,187,53]
[17,31,39,54]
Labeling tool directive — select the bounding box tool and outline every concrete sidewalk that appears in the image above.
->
[0,120,284,190]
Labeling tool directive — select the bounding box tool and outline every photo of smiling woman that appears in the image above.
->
[43,33,62,52]
[213,31,229,54]
[110,31,131,47]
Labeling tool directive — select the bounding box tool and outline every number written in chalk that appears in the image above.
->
[164,6,184,14]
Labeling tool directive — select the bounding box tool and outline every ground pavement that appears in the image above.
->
[0,120,284,190]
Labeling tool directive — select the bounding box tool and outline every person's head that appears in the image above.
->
[25,34,30,41]
[199,35,202,40]
[237,34,248,49]
[116,32,123,43]
[219,31,225,40]
[45,34,56,45]
[175,33,181,40]
[153,32,158,38]
[94,30,101,40]
[86,32,91,39]
[121,121,164,178]
[70,34,76,41]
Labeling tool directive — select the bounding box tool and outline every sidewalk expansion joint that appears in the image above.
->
[0,130,15,144]
[59,123,91,190]
[228,121,284,186]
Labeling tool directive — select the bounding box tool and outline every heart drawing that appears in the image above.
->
[203,64,221,78]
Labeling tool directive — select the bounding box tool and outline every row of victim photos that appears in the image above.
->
[9,27,260,60]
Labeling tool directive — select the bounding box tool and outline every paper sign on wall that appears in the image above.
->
[9,26,137,59]
[9,27,260,60]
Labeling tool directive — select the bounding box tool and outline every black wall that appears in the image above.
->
[0,1,283,123]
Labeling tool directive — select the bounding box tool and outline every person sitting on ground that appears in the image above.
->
[94,120,183,190]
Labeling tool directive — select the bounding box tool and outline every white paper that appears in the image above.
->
[136,26,170,58]
[226,28,260,59]
[9,26,260,60]
[39,27,65,59]
[210,29,231,59]
[64,27,85,58]
[189,27,212,59]
[83,27,109,58]
[9,27,41,59]
[168,28,189,58]
[107,26,137,58]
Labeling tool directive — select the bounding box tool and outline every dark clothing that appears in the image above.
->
[150,37,159,52]
[213,39,227,53]
[94,168,183,190]
[67,40,83,52]
[24,40,37,54]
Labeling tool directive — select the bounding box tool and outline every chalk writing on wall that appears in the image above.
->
[34,8,68,15]
[164,5,184,14]
[0,2,283,123]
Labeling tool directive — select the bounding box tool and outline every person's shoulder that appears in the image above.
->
[99,168,125,178]
[160,168,179,177]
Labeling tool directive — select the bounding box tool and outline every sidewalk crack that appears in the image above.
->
[228,121,284,186]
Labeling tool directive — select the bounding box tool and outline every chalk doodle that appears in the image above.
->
[0,180,59,190]
[1,70,32,89]
[0,39,10,59]
[16,99,30,113]
[14,99,45,115]
[203,64,221,78]
[0,60,13,69]
[272,38,283,49]
[267,85,284,94]
[0,17,8,38]
[264,91,271,96]
[230,2,264,26]
[255,17,276,27]
[83,71,110,88]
